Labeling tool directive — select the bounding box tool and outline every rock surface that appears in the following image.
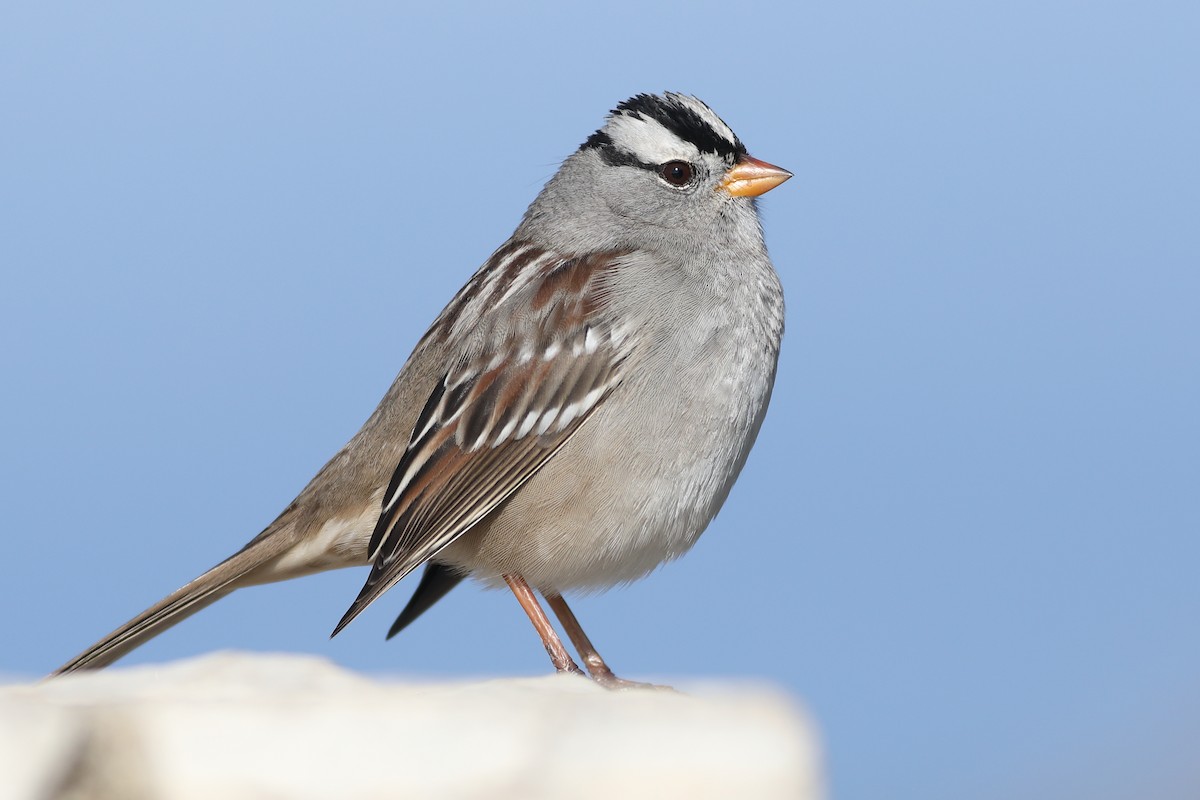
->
[0,653,822,800]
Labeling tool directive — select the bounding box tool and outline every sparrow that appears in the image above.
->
[54,92,791,688]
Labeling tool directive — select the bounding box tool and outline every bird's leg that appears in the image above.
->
[503,575,584,676]
[544,593,671,691]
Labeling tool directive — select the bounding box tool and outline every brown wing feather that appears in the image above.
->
[332,247,632,635]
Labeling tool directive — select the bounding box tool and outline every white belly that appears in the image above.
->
[442,292,782,593]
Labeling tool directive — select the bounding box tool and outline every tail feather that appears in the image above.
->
[386,562,464,640]
[53,532,291,675]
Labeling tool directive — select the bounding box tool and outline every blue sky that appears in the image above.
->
[2,3,1198,798]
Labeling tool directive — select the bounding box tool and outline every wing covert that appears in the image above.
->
[332,247,634,635]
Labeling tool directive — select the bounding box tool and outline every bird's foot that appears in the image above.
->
[586,667,676,692]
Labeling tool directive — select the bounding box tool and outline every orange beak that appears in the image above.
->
[719,154,792,197]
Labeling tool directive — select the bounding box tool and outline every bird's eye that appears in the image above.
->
[659,161,695,187]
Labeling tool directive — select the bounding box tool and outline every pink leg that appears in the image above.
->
[544,593,672,691]
[504,575,584,675]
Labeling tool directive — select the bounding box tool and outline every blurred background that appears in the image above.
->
[2,2,1197,798]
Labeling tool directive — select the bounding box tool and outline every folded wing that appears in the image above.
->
[333,247,633,635]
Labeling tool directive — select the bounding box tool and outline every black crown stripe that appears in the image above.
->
[580,94,747,163]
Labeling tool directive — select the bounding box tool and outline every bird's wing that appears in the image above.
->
[332,245,634,635]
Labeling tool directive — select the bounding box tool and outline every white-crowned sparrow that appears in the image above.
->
[55,93,791,686]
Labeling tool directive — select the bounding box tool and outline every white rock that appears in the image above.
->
[0,653,822,800]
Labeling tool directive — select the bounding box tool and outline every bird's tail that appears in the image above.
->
[52,529,293,675]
